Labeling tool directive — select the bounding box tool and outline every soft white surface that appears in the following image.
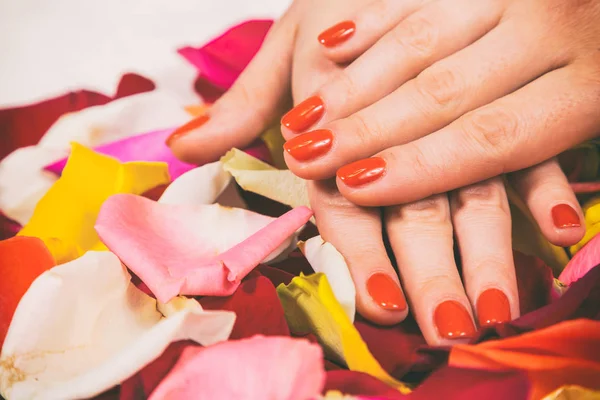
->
[0,0,290,107]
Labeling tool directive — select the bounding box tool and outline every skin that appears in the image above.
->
[168,0,593,345]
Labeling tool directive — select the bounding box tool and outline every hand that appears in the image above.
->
[279,0,600,208]
[167,0,586,344]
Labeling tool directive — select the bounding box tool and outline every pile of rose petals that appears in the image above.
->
[1,19,600,400]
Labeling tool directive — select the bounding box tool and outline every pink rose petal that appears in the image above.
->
[95,194,312,302]
[178,20,273,90]
[559,232,600,285]
[44,130,271,181]
[148,335,325,400]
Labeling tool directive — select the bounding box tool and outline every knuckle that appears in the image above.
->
[415,271,460,297]
[344,113,386,150]
[391,16,438,58]
[388,194,451,225]
[463,106,520,157]
[453,179,510,215]
[415,66,464,110]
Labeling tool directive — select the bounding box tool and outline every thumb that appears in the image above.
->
[168,11,298,164]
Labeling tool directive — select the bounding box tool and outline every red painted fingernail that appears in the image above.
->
[476,288,511,327]
[551,204,581,228]
[337,157,386,187]
[283,129,333,161]
[434,300,476,340]
[281,96,325,133]
[366,273,407,311]
[165,114,210,147]
[318,21,356,48]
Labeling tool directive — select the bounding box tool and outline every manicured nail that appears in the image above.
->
[366,273,406,311]
[337,157,386,187]
[281,96,325,133]
[283,129,333,161]
[165,114,209,147]
[476,288,511,327]
[318,21,356,48]
[551,204,581,228]
[434,300,476,340]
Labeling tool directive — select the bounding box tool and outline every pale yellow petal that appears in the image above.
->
[277,273,410,394]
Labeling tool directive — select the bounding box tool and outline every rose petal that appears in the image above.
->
[569,197,600,256]
[148,335,324,400]
[0,237,55,347]
[298,235,356,322]
[0,251,235,400]
[541,385,600,400]
[17,144,169,264]
[44,132,271,183]
[221,148,310,213]
[178,20,273,90]
[450,319,600,399]
[158,161,233,205]
[0,73,154,161]
[199,275,290,339]
[96,193,312,302]
[277,273,410,393]
[0,92,180,226]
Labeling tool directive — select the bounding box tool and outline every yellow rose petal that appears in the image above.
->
[18,143,170,264]
[569,196,600,255]
[277,273,411,394]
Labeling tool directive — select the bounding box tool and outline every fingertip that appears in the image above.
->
[355,271,409,325]
[542,202,586,247]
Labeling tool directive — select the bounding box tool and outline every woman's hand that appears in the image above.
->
[166,0,587,344]
[279,0,600,207]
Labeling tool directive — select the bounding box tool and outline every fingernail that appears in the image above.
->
[366,273,407,311]
[551,204,581,228]
[281,96,325,133]
[318,21,356,48]
[284,129,333,161]
[337,157,386,187]
[165,114,210,147]
[476,288,511,327]
[434,300,476,340]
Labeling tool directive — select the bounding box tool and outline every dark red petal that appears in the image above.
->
[199,275,290,339]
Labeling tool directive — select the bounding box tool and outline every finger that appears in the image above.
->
[280,0,503,135]
[450,178,519,328]
[317,0,427,63]
[285,17,569,179]
[509,159,585,247]
[337,64,600,206]
[167,9,298,164]
[308,180,408,325]
[385,193,476,345]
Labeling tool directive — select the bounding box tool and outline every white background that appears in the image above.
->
[0,0,291,107]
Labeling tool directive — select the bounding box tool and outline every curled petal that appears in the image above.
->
[95,194,312,302]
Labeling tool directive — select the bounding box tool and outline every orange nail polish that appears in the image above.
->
[476,288,511,327]
[165,114,209,147]
[284,129,333,161]
[551,204,581,228]
[318,21,356,48]
[366,273,406,311]
[281,96,325,133]
[337,157,386,187]
[434,301,476,339]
